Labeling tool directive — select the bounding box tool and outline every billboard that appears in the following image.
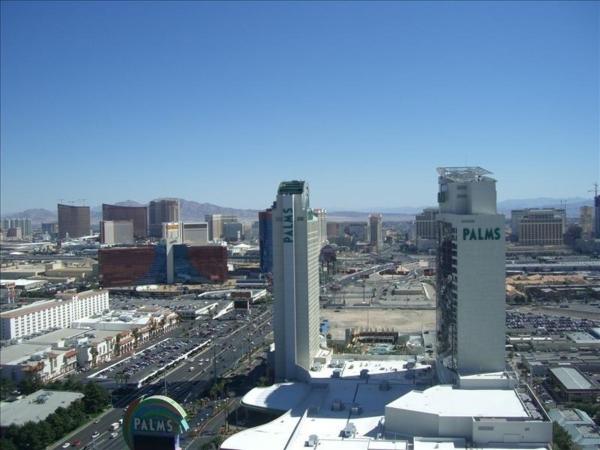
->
[123,395,189,450]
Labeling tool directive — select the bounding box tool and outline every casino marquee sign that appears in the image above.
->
[123,395,190,450]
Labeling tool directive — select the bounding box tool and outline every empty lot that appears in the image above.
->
[321,308,436,341]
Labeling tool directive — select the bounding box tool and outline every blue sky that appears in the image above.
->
[1,1,598,212]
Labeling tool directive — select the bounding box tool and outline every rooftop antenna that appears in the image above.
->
[589,183,599,198]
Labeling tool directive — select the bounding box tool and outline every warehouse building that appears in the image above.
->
[548,367,600,402]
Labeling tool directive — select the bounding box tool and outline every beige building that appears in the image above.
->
[580,206,594,239]
[416,208,438,240]
[101,220,134,245]
[516,209,566,246]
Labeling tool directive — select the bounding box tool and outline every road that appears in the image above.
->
[50,307,272,450]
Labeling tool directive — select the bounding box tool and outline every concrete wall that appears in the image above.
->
[472,418,552,445]
[384,406,438,437]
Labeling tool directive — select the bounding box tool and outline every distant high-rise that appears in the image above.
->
[369,214,383,251]
[102,203,148,238]
[415,208,439,240]
[1,218,32,237]
[580,206,594,239]
[272,181,321,381]
[595,196,600,238]
[436,167,505,375]
[205,214,237,241]
[258,208,273,274]
[41,222,59,237]
[343,222,369,241]
[98,244,226,287]
[512,208,566,246]
[313,209,328,247]
[223,222,243,241]
[57,204,91,239]
[181,222,209,245]
[148,199,179,238]
[100,220,134,245]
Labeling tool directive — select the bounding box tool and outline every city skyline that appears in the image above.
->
[0,193,593,219]
[1,1,598,213]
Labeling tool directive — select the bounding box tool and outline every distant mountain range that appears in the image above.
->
[331,197,591,219]
[1,199,260,225]
[1,197,592,225]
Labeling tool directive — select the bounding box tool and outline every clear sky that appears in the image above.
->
[1,1,598,213]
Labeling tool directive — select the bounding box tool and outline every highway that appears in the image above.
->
[49,307,272,450]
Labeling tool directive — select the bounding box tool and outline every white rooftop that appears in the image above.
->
[28,328,89,345]
[224,358,433,450]
[386,385,529,418]
[0,390,84,427]
[242,382,311,412]
[0,342,52,365]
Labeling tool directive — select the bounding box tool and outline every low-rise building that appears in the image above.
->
[548,408,600,450]
[0,342,78,382]
[384,385,551,445]
[0,390,84,428]
[548,367,600,402]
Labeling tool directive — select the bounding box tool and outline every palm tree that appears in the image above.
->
[114,334,121,357]
[132,328,139,348]
[90,346,99,367]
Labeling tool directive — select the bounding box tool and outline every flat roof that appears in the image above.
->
[0,342,52,365]
[0,389,84,427]
[28,328,89,344]
[225,358,432,450]
[566,332,600,345]
[0,279,47,288]
[550,367,594,390]
[310,359,430,381]
[0,300,60,318]
[436,167,493,181]
[386,385,529,418]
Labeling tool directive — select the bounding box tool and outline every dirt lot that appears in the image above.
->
[321,308,436,341]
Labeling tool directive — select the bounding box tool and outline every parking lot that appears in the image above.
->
[506,309,597,333]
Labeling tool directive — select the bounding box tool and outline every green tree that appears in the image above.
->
[0,438,18,450]
[54,406,75,432]
[14,421,45,450]
[115,334,121,356]
[132,328,140,347]
[45,412,67,437]
[82,382,110,414]
[36,421,56,447]
[18,375,42,395]
[90,346,99,366]
[553,422,574,450]
[0,377,16,400]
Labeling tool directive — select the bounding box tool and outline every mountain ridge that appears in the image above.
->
[1,197,592,225]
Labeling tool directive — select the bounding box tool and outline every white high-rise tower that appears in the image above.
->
[272,180,321,381]
[436,167,506,375]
